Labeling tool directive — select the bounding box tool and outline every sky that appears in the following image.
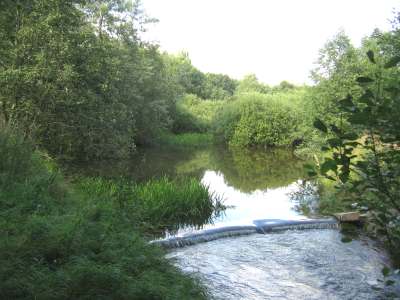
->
[141,0,399,85]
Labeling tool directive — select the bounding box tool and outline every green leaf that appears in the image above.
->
[345,141,360,147]
[341,236,352,243]
[384,86,400,94]
[339,95,357,112]
[339,95,354,106]
[344,147,354,154]
[320,159,337,174]
[382,266,391,277]
[356,77,374,84]
[330,124,342,135]
[307,171,318,177]
[325,175,336,181]
[359,89,374,105]
[342,132,358,140]
[313,119,328,133]
[366,50,375,64]
[339,173,349,183]
[327,138,342,148]
[384,56,400,68]
[303,163,315,170]
[349,111,369,125]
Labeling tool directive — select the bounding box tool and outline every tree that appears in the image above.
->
[312,47,400,254]
[310,30,363,123]
[0,0,176,160]
[236,74,270,94]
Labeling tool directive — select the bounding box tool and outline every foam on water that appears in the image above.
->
[168,230,388,299]
[151,218,339,249]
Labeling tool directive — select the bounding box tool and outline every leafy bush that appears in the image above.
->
[172,94,226,133]
[213,92,305,147]
[310,49,400,261]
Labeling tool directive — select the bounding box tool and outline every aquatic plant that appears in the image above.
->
[77,176,225,231]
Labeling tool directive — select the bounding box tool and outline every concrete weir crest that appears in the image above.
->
[150,218,339,249]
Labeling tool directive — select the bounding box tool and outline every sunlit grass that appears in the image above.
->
[77,176,225,231]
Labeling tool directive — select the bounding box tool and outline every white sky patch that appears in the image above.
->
[141,0,398,85]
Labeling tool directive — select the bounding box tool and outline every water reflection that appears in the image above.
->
[202,170,304,227]
[208,147,305,192]
[83,146,305,190]
[82,146,309,231]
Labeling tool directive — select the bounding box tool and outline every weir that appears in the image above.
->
[151,218,339,249]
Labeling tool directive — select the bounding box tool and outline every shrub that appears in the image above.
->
[172,94,226,133]
[213,92,304,147]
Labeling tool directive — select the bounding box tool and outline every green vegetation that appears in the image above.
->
[158,132,214,148]
[213,91,306,147]
[1,0,400,295]
[173,94,226,133]
[304,15,400,262]
[0,128,221,299]
[78,176,223,232]
[209,147,306,192]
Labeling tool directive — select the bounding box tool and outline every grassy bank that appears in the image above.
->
[0,128,223,299]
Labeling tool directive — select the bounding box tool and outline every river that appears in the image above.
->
[85,146,393,299]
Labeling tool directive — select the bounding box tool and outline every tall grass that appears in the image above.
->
[135,177,224,228]
[0,127,213,299]
[77,176,224,231]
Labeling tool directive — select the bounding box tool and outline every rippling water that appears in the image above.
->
[168,230,387,299]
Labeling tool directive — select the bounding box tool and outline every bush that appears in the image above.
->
[213,92,305,147]
[172,94,226,133]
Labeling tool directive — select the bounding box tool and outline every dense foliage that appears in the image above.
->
[1,0,400,295]
[307,14,400,261]
[213,91,306,147]
[0,0,180,160]
[0,127,221,299]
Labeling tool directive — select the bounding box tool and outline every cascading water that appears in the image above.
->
[167,230,388,300]
[151,218,339,249]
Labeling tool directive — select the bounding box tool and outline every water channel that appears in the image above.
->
[86,146,392,299]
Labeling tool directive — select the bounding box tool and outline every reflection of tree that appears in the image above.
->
[210,147,306,193]
[79,147,204,181]
[81,146,307,193]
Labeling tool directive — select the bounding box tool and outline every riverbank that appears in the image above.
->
[0,129,224,299]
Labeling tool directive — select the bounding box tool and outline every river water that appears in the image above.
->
[85,146,392,299]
